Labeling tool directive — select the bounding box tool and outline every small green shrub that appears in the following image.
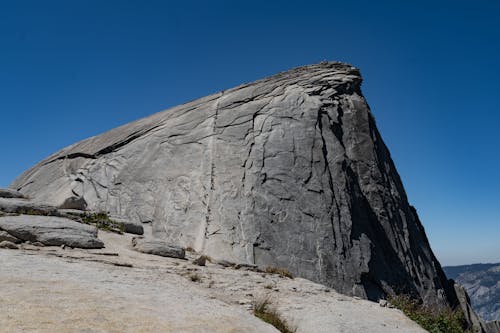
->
[265,266,293,279]
[388,294,470,333]
[81,212,124,234]
[253,299,295,333]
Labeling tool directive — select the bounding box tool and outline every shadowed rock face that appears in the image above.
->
[11,62,456,306]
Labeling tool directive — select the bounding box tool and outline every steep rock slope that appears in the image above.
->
[11,62,456,306]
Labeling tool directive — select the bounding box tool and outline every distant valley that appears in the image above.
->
[444,263,500,321]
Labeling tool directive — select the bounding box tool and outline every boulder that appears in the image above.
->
[193,255,207,266]
[0,188,25,199]
[59,196,87,210]
[0,240,19,249]
[0,230,21,243]
[121,221,143,235]
[110,217,144,235]
[131,237,185,259]
[0,198,58,215]
[0,215,104,249]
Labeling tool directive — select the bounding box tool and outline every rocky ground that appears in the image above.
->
[1,223,427,332]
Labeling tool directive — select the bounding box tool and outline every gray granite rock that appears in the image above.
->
[0,230,21,243]
[57,208,88,216]
[0,240,19,249]
[0,197,58,215]
[110,217,144,235]
[131,237,185,259]
[10,62,455,307]
[0,215,104,249]
[59,196,87,210]
[0,188,25,199]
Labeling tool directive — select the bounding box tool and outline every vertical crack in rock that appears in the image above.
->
[316,107,338,257]
[203,92,223,244]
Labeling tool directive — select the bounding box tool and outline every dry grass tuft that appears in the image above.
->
[82,212,124,234]
[189,273,202,282]
[265,266,293,279]
[253,298,295,333]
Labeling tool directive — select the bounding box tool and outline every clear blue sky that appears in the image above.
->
[1,0,498,266]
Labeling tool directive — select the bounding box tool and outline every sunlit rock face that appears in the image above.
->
[12,62,456,306]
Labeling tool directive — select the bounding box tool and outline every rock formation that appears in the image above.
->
[11,62,456,306]
[0,215,104,248]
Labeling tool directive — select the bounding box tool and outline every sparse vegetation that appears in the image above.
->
[193,255,213,266]
[185,246,196,252]
[265,266,293,279]
[16,208,52,216]
[253,298,295,333]
[189,273,202,282]
[81,212,124,234]
[388,294,470,333]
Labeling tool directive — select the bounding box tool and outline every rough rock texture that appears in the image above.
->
[0,215,104,249]
[0,188,25,198]
[0,240,19,249]
[445,263,500,321]
[0,230,430,333]
[112,216,144,235]
[11,62,455,306]
[59,196,87,210]
[132,237,185,258]
[0,230,21,243]
[0,197,58,215]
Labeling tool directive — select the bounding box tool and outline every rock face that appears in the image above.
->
[0,215,104,249]
[10,62,455,306]
[445,263,500,321]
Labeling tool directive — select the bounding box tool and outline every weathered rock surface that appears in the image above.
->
[0,230,429,333]
[112,216,144,235]
[0,230,21,243]
[0,188,25,198]
[11,62,455,306]
[0,240,19,249]
[58,195,87,210]
[132,237,185,258]
[0,197,58,215]
[0,215,104,249]
[445,263,500,322]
